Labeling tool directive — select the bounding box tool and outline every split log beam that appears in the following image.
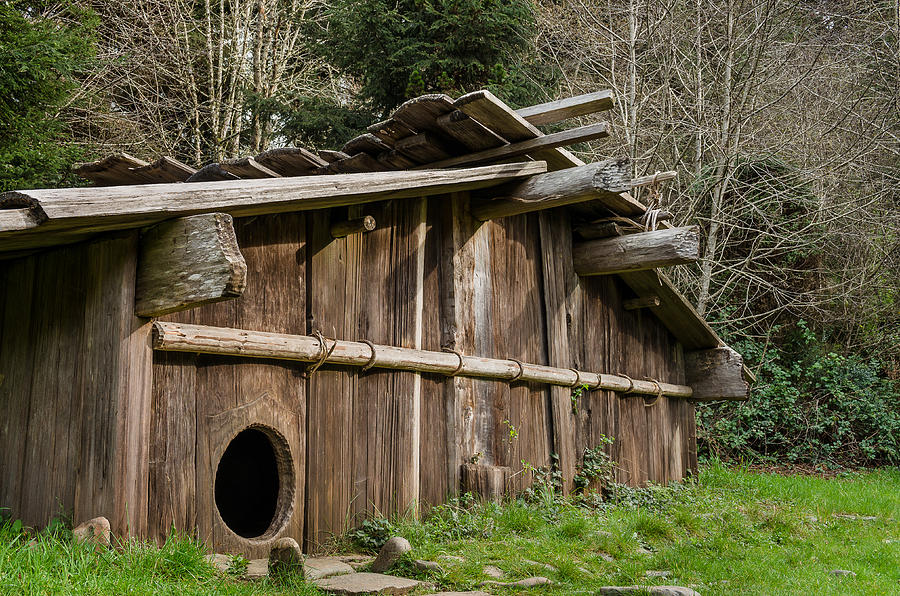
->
[330,215,376,238]
[416,121,609,170]
[395,133,455,164]
[0,161,546,252]
[152,321,694,398]
[573,221,624,240]
[515,89,614,125]
[685,346,750,401]
[623,296,660,310]
[573,226,700,276]
[135,213,247,317]
[470,158,629,221]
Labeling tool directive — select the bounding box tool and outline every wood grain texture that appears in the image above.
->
[416,122,609,170]
[454,89,584,170]
[305,199,426,550]
[685,346,749,401]
[516,90,615,125]
[148,214,308,555]
[255,147,328,175]
[471,158,630,221]
[573,227,700,276]
[436,111,507,152]
[135,213,247,317]
[0,233,153,536]
[617,269,722,351]
[0,162,546,252]
[538,210,579,493]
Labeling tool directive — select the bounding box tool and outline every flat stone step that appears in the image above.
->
[304,556,356,580]
[314,571,420,595]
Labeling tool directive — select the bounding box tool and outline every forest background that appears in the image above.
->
[2,0,897,467]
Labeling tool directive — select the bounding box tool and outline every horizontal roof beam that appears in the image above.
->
[0,161,546,253]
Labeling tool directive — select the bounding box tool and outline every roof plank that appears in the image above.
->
[0,161,547,252]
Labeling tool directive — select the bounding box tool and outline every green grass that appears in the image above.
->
[0,527,321,595]
[1,462,898,595]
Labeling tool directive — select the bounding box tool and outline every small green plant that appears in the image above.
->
[573,436,616,495]
[226,554,249,577]
[570,383,589,415]
[346,517,395,552]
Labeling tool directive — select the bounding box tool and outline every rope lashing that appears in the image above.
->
[360,339,378,372]
[442,347,465,376]
[304,330,337,377]
[509,359,525,382]
[640,171,664,231]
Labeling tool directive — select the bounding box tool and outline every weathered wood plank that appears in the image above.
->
[617,270,722,351]
[460,463,510,502]
[436,110,507,152]
[367,118,416,146]
[220,157,281,179]
[516,90,615,125]
[470,158,630,221]
[416,122,609,170]
[326,152,388,173]
[573,227,700,276]
[685,346,750,401]
[163,213,306,556]
[341,133,391,157]
[255,147,328,175]
[538,210,578,493]
[454,89,584,170]
[395,133,455,164]
[574,221,624,240]
[73,153,150,186]
[377,150,417,170]
[135,213,247,317]
[317,150,350,163]
[0,162,547,252]
[130,157,196,183]
[186,163,241,183]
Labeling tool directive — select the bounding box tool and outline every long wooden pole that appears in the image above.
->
[152,321,693,398]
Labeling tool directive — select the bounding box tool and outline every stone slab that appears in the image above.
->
[305,556,356,580]
[314,572,420,595]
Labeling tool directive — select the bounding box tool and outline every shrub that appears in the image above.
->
[697,321,900,466]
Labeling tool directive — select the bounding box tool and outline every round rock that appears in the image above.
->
[268,536,303,576]
[72,516,111,547]
[371,536,412,573]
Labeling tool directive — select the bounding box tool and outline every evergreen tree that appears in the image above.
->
[0,0,96,190]
[309,0,552,115]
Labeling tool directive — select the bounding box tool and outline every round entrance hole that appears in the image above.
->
[214,426,294,539]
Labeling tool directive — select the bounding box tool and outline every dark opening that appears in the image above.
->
[215,428,280,538]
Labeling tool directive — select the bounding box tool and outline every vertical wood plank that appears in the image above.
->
[0,257,37,517]
[538,210,578,493]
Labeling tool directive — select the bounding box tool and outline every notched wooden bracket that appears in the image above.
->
[135,212,247,318]
[685,345,751,401]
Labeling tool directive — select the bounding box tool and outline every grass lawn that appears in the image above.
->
[1,461,897,595]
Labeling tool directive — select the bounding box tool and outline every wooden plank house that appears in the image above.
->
[0,90,750,555]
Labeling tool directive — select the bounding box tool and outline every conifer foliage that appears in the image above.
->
[309,0,546,113]
[0,1,95,190]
